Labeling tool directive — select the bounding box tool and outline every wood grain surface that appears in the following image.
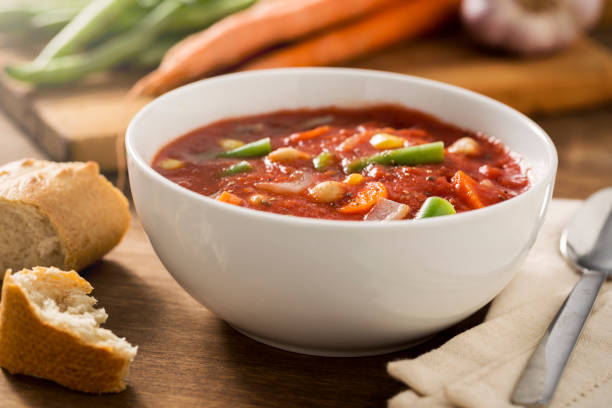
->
[1,31,612,171]
[0,216,488,408]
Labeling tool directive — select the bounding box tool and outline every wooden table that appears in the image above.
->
[1,47,612,408]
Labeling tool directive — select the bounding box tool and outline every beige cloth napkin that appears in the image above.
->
[388,199,612,408]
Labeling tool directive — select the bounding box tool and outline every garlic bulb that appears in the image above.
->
[461,0,604,55]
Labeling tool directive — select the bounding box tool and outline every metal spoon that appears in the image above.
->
[512,188,612,407]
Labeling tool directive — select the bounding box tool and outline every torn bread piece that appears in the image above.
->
[0,159,130,274]
[0,267,137,393]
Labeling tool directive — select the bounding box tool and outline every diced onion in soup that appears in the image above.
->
[255,172,313,194]
[364,198,410,221]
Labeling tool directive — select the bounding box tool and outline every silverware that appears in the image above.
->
[511,188,612,407]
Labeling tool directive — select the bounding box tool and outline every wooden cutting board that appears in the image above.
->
[1,33,612,171]
[0,215,487,408]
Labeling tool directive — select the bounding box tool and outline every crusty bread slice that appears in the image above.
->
[0,267,137,393]
[0,159,130,274]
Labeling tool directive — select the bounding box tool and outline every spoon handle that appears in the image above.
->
[511,269,606,407]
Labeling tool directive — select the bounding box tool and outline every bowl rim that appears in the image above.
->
[126,67,558,230]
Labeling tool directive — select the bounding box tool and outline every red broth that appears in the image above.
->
[153,105,529,221]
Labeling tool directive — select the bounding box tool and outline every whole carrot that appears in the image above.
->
[131,0,401,96]
[242,0,460,71]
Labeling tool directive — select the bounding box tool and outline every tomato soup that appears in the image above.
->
[153,105,530,221]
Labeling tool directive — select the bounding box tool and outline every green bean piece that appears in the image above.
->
[313,151,334,172]
[415,196,456,219]
[345,141,444,173]
[216,138,271,159]
[5,0,183,84]
[35,0,138,64]
[221,161,253,177]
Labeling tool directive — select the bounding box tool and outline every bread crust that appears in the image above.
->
[0,159,130,271]
[0,269,133,393]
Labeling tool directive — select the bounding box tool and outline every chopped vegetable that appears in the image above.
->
[131,0,402,95]
[415,197,456,219]
[309,181,345,203]
[369,133,405,150]
[242,0,461,71]
[287,125,331,143]
[219,138,244,151]
[217,191,242,206]
[248,193,270,205]
[344,173,364,185]
[345,141,445,173]
[337,132,369,152]
[364,198,410,221]
[255,171,312,194]
[448,137,480,157]
[338,182,387,214]
[160,158,184,170]
[451,170,484,209]
[216,137,271,159]
[267,147,310,162]
[221,160,253,176]
[312,151,335,171]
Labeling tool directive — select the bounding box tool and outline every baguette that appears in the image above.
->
[0,159,130,273]
[0,267,137,393]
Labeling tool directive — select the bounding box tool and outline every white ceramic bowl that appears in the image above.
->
[126,68,557,356]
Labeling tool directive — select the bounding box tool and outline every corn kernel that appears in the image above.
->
[160,158,184,170]
[345,173,364,185]
[267,147,311,162]
[369,133,405,150]
[219,138,244,151]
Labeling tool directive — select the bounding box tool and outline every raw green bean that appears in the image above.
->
[165,0,255,32]
[0,0,88,31]
[35,0,138,64]
[345,141,444,173]
[216,138,271,159]
[221,161,253,176]
[30,7,85,33]
[415,197,456,219]
[131,36,179,67]
[37,0,256,39]
[5,0,183,84]
[313,151,334,171]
